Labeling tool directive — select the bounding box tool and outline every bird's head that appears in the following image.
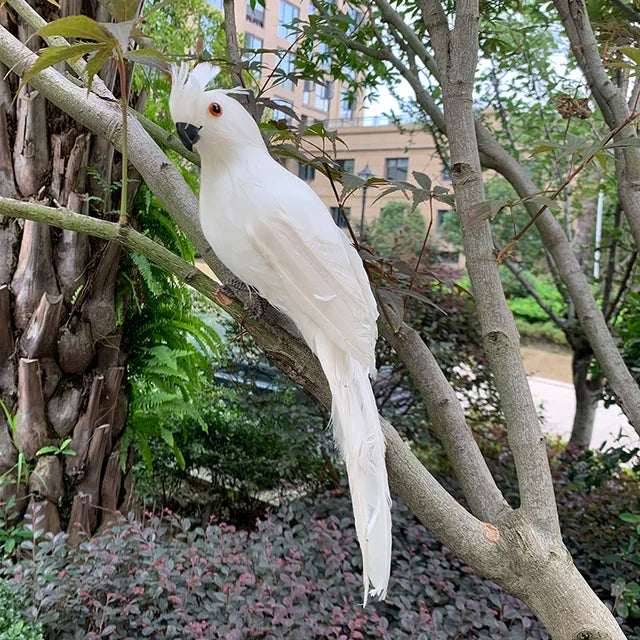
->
[169,62,263,158]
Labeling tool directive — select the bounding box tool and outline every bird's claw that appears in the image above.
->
[220,278,265,319]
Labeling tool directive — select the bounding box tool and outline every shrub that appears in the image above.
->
[367,200,428,259]
[134,365,333,525]
[3,494,547,640]
[0,579,43,640]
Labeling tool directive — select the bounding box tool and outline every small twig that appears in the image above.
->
[404,196,434,315]
[497,110,640,261]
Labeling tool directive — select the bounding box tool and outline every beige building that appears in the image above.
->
[209,0,455,256]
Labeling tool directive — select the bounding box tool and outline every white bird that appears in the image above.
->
[169,62,392,603]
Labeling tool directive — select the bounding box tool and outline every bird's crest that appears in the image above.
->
[170,62,251,100]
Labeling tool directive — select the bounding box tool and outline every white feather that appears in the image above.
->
[168,65,392,603]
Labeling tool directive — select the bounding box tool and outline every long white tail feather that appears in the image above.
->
[314,332,392,605]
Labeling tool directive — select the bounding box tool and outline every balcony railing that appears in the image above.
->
[322,114,417,128]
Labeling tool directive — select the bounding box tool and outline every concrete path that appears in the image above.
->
[528,376,639,450]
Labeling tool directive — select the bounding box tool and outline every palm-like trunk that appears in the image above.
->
[0,1,136,542]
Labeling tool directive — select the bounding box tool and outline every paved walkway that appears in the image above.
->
[528,376,638,450]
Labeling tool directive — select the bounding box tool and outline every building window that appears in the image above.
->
[303,79,312,105]
[246,2,265,26]
[298,162,315,181]
[340,90,354,119]
[277,50,295,91]
[314,81,332,111]
[385,157,409,181]
[437,209,451,229]
[244,33,263,65]
[336,158,354,173]
[272,98,294,124]
[330,206,350,228]
[278,0,299,41]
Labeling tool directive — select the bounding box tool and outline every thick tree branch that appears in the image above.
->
[420,0,560,536]
[0,197,221,302]
[552,0,640,249]
[380,318,509,521]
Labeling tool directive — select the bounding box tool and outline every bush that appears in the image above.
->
[0,579,43,640]
[3,494,547,640]
[134,375,333,525]
[367,200,428,259]
[513,317,567,346]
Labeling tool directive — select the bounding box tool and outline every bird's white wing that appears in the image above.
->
[247,213,378,371]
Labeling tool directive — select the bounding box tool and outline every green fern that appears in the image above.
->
[118,185,222,473]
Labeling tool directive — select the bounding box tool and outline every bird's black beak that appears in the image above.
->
[175,122,201,151]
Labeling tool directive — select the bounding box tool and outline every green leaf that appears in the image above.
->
[107,0,141,22]
[22,43,103,86]
[616,601,629,618]
[594,152,608,173]
[529,143,559,156]
[85,44,113,93]
[160,428,175,447]
[36,445,59,455]
[620,512,640,523]
[35,15,112,42]
[412,170,432,191]
[621,46,640,66]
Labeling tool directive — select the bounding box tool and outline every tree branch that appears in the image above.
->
[222,0,243,88]
[552,0,640,249]
[602,203,622,319]
[605,250,638,324]
[419,0,561,536]
[380,317,509,521]
[0,197,222,303]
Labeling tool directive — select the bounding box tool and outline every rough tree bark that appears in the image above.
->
[0,0,139,541]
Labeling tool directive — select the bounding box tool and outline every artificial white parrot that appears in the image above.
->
[169,62,392,603]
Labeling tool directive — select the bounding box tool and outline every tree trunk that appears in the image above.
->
[517,558,626,640]
[569,341,600,447]
[0,1,140,541]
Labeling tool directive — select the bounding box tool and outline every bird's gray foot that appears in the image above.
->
[220,278,265,318]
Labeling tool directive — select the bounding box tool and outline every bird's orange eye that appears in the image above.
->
[208,102,223,117]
